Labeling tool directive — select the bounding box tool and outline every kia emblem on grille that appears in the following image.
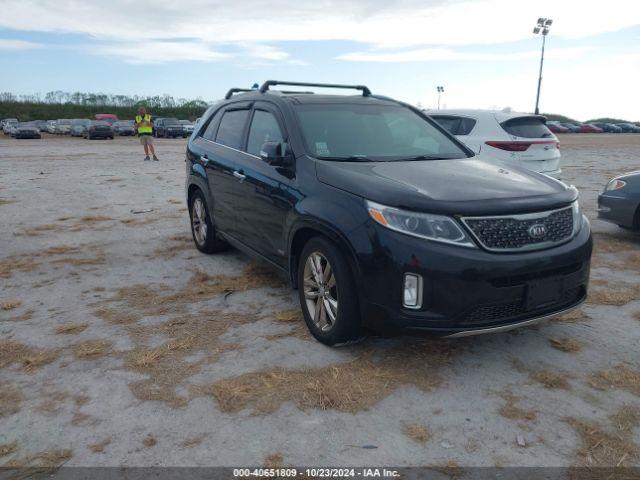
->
[528,224,547,238]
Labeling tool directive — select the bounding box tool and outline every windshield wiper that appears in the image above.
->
[316,155,374,162]
[394,154,451,161]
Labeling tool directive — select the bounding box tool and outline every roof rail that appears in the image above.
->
[259,80,371,96]
[224,88,255,100]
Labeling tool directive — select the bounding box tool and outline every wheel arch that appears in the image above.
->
[288,220,362,290]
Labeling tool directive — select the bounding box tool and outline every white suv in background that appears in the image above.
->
[426,109,561,178]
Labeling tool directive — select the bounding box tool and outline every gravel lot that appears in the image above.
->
[0,133,639,471]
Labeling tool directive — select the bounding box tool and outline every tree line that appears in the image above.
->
[0,91,213,121]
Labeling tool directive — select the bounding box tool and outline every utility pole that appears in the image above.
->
[533,18,552,115]
[437,86,444,110]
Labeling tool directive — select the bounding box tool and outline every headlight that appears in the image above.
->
[605,179,626,191]
[572,200,582,234]
[366,200,476,248]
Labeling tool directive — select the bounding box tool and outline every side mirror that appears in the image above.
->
[260,141,293,167]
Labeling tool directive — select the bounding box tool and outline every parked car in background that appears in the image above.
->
[95,113,118,125]
[427,109,561,177]
[46,120,57,134]
[71,119,92,137]
[33,120,48,132]
[598,171,640,230]
[113,120,136,136]
[547,121,570,134]
[560,123,581,133]
[186,81,591,345]
[592,122,622,133]
[616,123,640,133]
[179,119,195,137]
[1,118,18,130]
[153,117,184,138]
[55,119,72,135]
[579,123,603,133]
[2,119,18,135]
[84,121,114,140]
[14,122,42,139]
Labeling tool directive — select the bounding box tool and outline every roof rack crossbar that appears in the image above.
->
[259,80,371,96]
[225,88,255,100]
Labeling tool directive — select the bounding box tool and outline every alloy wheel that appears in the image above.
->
[192,197,208,245]
[303,252,338,332]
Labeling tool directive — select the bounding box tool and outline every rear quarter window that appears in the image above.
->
[431,116,476,136]
[501,117,553,138]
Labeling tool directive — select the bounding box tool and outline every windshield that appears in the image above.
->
[58,119,71,125]
[179,120,192,125]
[294,104,469,161]
[72,119,91,126]
[164,118,180,125]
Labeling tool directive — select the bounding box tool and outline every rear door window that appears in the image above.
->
[246,110,284,156]
[501,117,553,138]
[215,109,250,149]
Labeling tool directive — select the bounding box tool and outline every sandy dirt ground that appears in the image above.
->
[0,132,639,471]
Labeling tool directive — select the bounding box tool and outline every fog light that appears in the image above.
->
[403,273,422,309]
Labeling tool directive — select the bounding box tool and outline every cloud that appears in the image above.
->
[90,41,230,64]
[0,0,637,48]
[337,47,587,62]
[0,39,43,50]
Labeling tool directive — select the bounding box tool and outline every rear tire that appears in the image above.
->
[297,237,363,346]
[189,190,229,254]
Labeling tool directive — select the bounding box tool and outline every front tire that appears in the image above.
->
[189,190,229,254]
[297,237,362,346]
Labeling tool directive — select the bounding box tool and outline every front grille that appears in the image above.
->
[461,286,584,326]
[462,206,574,252]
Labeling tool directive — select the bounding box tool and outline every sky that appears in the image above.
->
[0,0,639,120]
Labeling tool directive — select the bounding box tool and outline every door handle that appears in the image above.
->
[233,170,246,182]
[200,155,210,165]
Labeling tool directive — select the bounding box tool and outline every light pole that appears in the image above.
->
[533,17,552,115]
[437,86,444,110]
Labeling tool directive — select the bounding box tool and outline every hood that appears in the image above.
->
[315,158,577,216]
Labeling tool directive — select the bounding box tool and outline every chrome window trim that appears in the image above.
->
[200,137,261,160]
[460,205,575,253]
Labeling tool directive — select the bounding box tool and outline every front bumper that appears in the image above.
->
[15,131,41,139]
[353,215,592,336]
[597,192,637,229]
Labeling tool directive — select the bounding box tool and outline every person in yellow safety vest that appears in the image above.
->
[134,107,158,161]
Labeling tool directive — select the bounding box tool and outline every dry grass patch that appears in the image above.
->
[264,453,284,468]
[55,323,88,335]
[199,340,457,414]
[122,311,248,407]
[88,438,110,454]
[402,423,432,444]
[36,391,69,416]
[0,341,60,372]
[0,442,18,457]
[73,340,112,359]
[0,199,16,206]
[4,449,72,471]
[592,232,637,254]
[497,392,537,422]
[589,364,640,397]
[529,369,571,390]
[549,337,582,353]
[93,306,140,325]
[143,436,157,448]
[78,215,112,223]
[555,308,591,324]
[44,245,81,255]
[610,405,640,433]
[167,199,182,205]
[587,279,640,306]
[0,385,24,417]
[565,417,639,467]
[0,256,39,278]
[181,435,206,448]
[50,254,106,267]
[1,300,21,311]
[108,263,286,318]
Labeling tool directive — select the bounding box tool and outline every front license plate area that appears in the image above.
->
[526,277,564,310]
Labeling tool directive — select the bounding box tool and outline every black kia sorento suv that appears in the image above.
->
[185,81,592,346]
